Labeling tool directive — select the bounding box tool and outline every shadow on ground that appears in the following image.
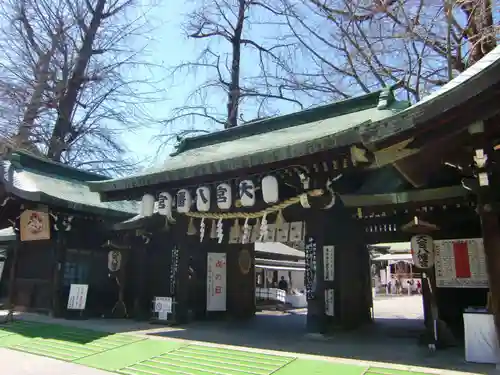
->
[148,313,491,374]
[0,320,113,344]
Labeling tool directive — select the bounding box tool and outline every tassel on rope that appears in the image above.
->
[230,219,241,242]
[210,219,217,239]
[242,218,250,244]
[199,218,206,243]
[187,217,197,236]
[216,218,224,243]
[275,210,285,229]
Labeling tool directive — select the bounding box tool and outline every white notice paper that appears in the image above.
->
[323,245,335,281]
[67,284,89,310]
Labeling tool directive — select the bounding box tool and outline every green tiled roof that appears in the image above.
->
[89,89,410,192]
[1,151,137,217]
[360,45,500,145]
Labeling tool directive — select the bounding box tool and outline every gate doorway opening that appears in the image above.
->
[370,242,424,339]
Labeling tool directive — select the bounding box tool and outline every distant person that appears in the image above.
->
[278,276,288,292]
[386,280,391,295]
[416,280,422,294]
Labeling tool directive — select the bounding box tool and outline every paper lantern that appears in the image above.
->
[158,192,173,216]
[196,186,211,212]
[261,175,279,204]
[410,234,434,269]
[176,189,192,213]
[239,180,255,207]
[216,183,232,209]
[140,194,155,216]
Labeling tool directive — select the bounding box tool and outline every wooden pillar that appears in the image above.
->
[171,216,196,324]
[51,231,66,317]
[5,239,19,322]
[304,199,371,333]
[467,121,500,346]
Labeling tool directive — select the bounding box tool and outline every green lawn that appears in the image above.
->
[0,320,442,375]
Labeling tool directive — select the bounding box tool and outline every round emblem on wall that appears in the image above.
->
[239,249,252,275]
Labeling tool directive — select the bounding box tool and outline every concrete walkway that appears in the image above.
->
[0,348,113,375]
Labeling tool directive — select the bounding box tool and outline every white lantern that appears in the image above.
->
[239,180,255,207]
[176,189,192,213]
[261,175,279,204]
[410,234,434,269]
[140,194,155,217]
[158,192,173,216]
[196,186,211,212]
[216,183,232,209]
[108,251,122,272]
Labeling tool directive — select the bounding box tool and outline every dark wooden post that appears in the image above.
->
[4,239,19,322]
[304,198,371,334]
[466,121,500,346]
[464,122,500,342]
[51,230,66,317]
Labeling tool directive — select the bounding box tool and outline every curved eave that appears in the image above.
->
[359,45,500,149]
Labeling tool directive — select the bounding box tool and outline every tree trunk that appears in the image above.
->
[225,0,246,129]
[47,0,107,161]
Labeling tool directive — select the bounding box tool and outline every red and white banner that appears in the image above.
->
[434,238,488,288]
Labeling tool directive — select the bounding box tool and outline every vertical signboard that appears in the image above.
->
[323,245,335,281]
[304,236,317,300]
[170,247,180,295]
[324,289,335,316]
[207,253,227,311]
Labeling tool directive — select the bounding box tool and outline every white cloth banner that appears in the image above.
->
[207,253,227,312]
[67,284,89,310]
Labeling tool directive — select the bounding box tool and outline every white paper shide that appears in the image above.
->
[207,253,227,311]
[410,234,434,269]
[67,284,89,310]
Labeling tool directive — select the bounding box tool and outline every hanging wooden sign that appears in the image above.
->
[20,210,50,241]
[196,186,211,212]
[158,192,173,216]
[410,234,434,269]
[176,189,192,213]
[216,183,232,210]
[261,175,279,204]
[107,250,122,272]
[239,180,256,207]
